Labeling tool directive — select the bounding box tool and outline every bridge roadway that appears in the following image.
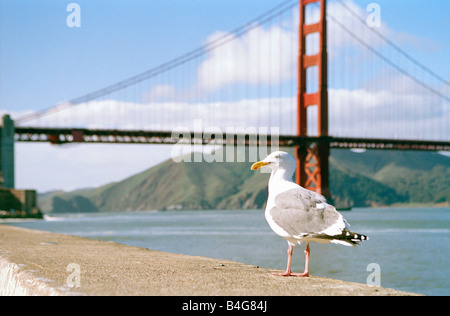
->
[14,127,450,151]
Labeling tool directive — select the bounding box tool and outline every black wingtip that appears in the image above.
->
[347,231,369,245]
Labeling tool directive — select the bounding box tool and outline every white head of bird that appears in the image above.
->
[251,151,296,183]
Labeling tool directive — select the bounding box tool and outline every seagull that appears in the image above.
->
[251,151,368,277]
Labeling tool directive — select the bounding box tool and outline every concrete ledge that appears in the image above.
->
[0,225,420,296]
[0,256,68,296]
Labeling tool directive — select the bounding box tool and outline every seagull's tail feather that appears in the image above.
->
[309,230,369,247]
[332,230,369,247]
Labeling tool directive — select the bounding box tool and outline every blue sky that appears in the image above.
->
[0,0,449,192]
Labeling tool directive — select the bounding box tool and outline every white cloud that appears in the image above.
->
[196,23,297,92]
[328,85,449,140]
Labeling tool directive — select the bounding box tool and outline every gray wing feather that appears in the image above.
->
[269,188,342,236]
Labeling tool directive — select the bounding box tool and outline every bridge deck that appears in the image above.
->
[15,127,450,151]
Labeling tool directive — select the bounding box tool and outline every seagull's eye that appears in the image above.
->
[274,155,280,159]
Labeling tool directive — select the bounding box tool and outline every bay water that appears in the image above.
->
[2,207,449,295]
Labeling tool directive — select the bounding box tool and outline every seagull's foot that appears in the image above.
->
[271,271,309,277]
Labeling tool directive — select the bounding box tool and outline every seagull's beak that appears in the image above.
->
[251,161,270,170]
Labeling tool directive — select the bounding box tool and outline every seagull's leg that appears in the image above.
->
[272,243,294,276]
[286,243,310,277]
[272,243,310,277]
[299,243,310,277]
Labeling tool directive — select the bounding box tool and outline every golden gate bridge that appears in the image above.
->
[2,0,449,198]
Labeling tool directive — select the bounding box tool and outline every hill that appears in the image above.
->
[39,149,450,213]
[330,150,450,206]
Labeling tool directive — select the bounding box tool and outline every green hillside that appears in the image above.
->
[330,150,450,205]
[39,149,450,213]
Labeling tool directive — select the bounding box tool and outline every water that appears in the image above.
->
[2,207,449,296]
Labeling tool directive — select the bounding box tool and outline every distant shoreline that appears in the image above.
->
[37,203,450,216]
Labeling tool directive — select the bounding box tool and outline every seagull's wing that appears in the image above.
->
[269,187,347,238]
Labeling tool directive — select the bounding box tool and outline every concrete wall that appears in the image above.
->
[0,257,65,296]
